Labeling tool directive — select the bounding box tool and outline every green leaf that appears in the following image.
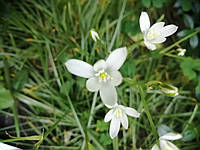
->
[180,58,200,80]
[153,0,163,8]
[195,80,200,99]
[182,128,196,141]
[13,69,28,91]
[142,0,151,8]
[96,120,109,132]
[121,20,140,36]
[0,85,14,109]
[183,14,194,29]
[179,0,193,11]
[99,133,112,146]
[121,58,136,77]
[189,35,199,49]
[177,29,191,37]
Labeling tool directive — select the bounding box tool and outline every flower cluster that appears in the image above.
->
[65,47,140,138]
[65,11,183,149]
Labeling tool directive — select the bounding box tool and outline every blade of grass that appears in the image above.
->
[108,0,127,52]
[138,86,159,147]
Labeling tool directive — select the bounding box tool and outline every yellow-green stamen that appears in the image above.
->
[100,72,107,80]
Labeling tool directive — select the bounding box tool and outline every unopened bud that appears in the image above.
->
[89,29,100,42]
[177,48,186,56]
[160,83,179,97]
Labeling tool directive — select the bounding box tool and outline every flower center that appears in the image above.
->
[95,69,111,82]
[147,30,160,39]
[100,72,107,80]
[117,109,121,114]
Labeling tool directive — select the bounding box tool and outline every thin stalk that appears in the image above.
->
[12,100,20,137]
[128,39,143,54]
[113,136,119,150]
[138,86,159,147]
[160,29,200,54]
[0,135,42,142]
[66,94,86,143]
[33,111,68,150]
[87,92,98,128]
[3,59,20,137]
[183,104,198,133]
[108,0,127,52]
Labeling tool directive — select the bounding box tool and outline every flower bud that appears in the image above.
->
[159,83,179,97]
[177,48,186,56]
[89,29,100,42]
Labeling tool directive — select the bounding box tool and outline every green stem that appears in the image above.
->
[113,136,119,150]
[108,0,127,52]
[183,104,198,133]
[0,135,42,142]
[87,92,98,128]
[160,29,200,54]
[128,39,143,54]
[33,111,68,150]
[138,86,159,147]
[3,59,20,137]
[66,94,86,146]
[12,100,20,137]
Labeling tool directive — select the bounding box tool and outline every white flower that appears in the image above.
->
[151,132,182,150]
[177,48,186,56]
[139,12,178,50]
[160,83,179,97]
[0,142,21,150]
[65,47,127,106]
[89,29,100,42]
[104,104,140,139]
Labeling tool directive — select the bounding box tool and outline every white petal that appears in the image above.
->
[139,12,150,33]
[151,144,160,150]
[160,132,182,141]
[86,77,101,92]
[0,142,21,150]
[160,140,179,150]
[110,71,122,86]
[160,25,178,37]
[144,40,156,50]
[93,59,106,72]
[149,22,165,31]
[109,117,121,139]
[65,59,94,78]
[152,36,166,44]
[166,141,180,150]
[104,109,114,122]
[160,140,168,150]
[120,113,128,129]
[125,107,140,118]
[106,47,127,71]
[99,84,117,106]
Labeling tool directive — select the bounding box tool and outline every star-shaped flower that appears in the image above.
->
[65,47,127,106]
[139,12,178,50]
[104,103,140,139]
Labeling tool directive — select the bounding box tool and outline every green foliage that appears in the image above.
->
[13,69,28,91]
[0,0,200,149]
[180,57,200,80]
[0,84,14,109]
[179,0,193,11]
[142,0,151,8]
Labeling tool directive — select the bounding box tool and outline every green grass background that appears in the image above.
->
[0,0,200,149]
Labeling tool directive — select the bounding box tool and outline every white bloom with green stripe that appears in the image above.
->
[139,12,178,50]
[104,104,140,139]
[65,47,127,106]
